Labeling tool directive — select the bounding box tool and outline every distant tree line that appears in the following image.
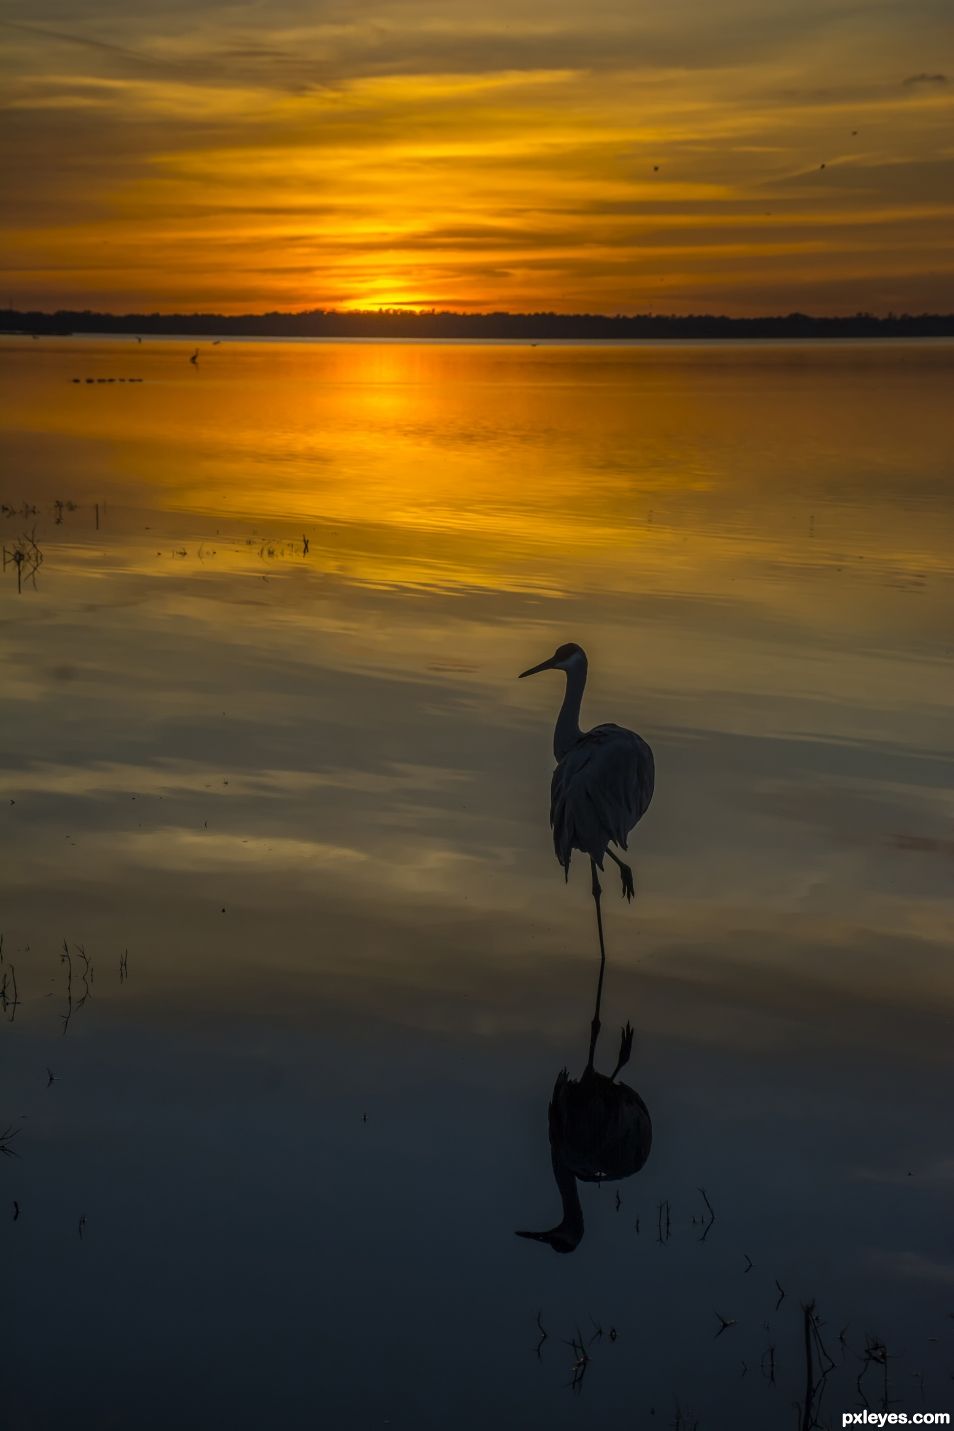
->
[2,307,953,339]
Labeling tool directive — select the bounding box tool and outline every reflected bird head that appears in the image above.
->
[514,1226,581,1254]
[518,642,586,679]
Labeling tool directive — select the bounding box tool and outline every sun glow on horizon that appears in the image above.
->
[1,2,953,315]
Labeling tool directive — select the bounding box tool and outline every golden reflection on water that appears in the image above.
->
[0,334,952,1036]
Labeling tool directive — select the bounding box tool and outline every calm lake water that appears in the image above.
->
[2,336,953,1430]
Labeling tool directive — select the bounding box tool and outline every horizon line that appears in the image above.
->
[4,305,954,322]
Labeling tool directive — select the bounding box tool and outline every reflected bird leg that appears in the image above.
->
[587,859,608,1069]
[606,849,635,902]
[610,1022,634,1081]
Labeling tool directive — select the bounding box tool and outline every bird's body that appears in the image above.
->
[520,643,654,907]
[551,722,654,882]
[548,1060,652,1186]
[517,1019,652,1253]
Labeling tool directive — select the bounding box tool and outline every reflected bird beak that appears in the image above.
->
[518,658,556,679]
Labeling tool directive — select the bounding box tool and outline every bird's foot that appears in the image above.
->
[619,865,636,902]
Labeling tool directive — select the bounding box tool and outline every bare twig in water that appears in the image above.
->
[775,1280,786,1311]
[0,1125,22,1157]
[119,948,129,983]
[74,944,93,999]
[60,940,74,1034]
[2,527,44,592]
[698,1186,716,1241]
[0,959,20,1022]
[761,1344,777,1385]
[534,1309,548,1359]
[564,1329,590,1393]
[857,1335,890,1412]
[743,1253,753,1273]
[671,1398,700,1430]
[799,1300,837,1431]
[714,1311,737,1339]
[60,941,92,1024]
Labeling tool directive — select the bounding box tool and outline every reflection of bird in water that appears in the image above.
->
[189,349,199,365]
[516,957,652,1253]
[519,643,654,956]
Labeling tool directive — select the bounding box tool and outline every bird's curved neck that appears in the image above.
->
[551,1155,584,1243]
[554,660,587,761]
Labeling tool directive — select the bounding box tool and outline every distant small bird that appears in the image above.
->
[819,162,827,170]
[652,164,660,172]
[136,336,142,343]
[212,339,221,345]
[851,130,858,136]
[519,643,654,953]
[189,349,199,365]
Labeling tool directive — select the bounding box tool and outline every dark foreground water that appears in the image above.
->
[1,336,953,1429]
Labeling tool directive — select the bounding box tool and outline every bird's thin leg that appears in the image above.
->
[606,849,635,902]
[590,859,607,963]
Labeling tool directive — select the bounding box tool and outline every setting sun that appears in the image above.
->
[2,2,953,315]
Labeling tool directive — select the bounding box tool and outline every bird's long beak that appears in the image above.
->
[518,657,556,679]
[514,1229,551,1240]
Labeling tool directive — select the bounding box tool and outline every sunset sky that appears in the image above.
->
[2,0,952,315]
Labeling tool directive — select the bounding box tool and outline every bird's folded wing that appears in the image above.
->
[550,725,654,867]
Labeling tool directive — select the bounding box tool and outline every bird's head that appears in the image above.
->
[514,1226,581,1254]
[518,642,586,679]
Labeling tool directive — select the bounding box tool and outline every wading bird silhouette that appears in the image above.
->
[189,349,199,365]
[515,953,652,1253]
[519,643,654,960]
